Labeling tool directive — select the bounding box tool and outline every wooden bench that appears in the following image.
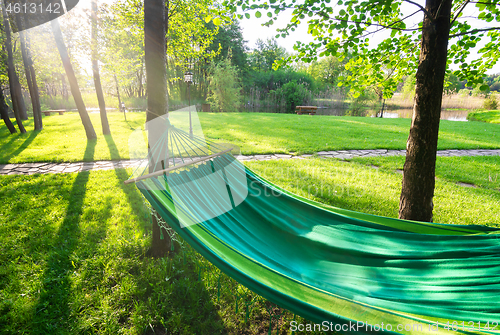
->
[42,110,65,116]
[296,106,317,115]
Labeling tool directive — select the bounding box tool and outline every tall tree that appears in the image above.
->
[16,13,43,130]
[91,0,110,135]
[0,86,16,134]
[399,0,452,221]
[51,18,97,140]
[228,0,500,222]
[1,2,26,133]
[145,0,170,256]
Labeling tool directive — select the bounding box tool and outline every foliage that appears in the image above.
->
[347,90,377,116]
[306,55,348,89]
[206,21,248,74]
[401,74,416,101]
[207,55,243,112]
[247,69,316,92]
[483,95,498,110]
[472,84,490,97]
[225,0,500,99]
[248,38,288,73]
[272,80,311,112]
[100,0,226,102]
[485,73,500,92]
[444,73,465,94]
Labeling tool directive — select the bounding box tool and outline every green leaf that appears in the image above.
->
[480,84,489,91]
[245,13,250,19]
[267,12,272,17]
[204,16,212,23]
[255,11,262,18]
[213,17,221,26]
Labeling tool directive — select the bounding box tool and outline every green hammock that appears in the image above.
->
[130,120,500,335]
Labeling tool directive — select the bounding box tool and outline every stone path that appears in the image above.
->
[1,149,499,176]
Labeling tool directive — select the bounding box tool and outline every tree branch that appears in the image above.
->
[449,26,500,37]
[402,0,433,20]
[450,0,470,26]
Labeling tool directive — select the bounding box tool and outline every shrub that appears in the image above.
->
[483,95,498,110]
[207,56,243,112]
[272,80,312,113]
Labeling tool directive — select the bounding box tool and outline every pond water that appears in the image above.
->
[242,106,470,121]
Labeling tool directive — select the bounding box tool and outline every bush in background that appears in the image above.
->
[272,80,312,113]
[484,95,498,110]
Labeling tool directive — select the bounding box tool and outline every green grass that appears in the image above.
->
[351,155,500,191]
[2,112,500,164]
[0,170,293,335]
[0,168,322,335]
[0,113,145,164]
[467,110,500,123]
[246,157,500,227]
[1,156,499,334]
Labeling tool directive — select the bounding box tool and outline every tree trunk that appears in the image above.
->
[91,0,110,135]
[61,74,68,100]
[114,73,125,121]
[145,0,170,256]
[17,13,43,131]
[1,2,26,133]
[51,18,97,140]
[398,0,452,222]
[0,86,16,134]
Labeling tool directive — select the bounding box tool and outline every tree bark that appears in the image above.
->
[17,13,43,131]
[51,18,97,140]
[145,0,170,257]
[398,0,452,222]
[1,2,26,133]
[91,0,110,135]
[0,86,16,134]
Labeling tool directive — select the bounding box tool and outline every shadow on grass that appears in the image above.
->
[104,134,147,235]
[0,130,39,164]
[104,134,226,332]
[31,140,104,334]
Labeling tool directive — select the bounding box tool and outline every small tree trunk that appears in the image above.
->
[61,74,68,101]
[145,0,170,257]
[51,18,97,140]
[91,0,110,135]
[114,73,125,121]
[398,0,452,222]
[1,2,26,133]
[17,13,43,130]
[380,99,385,118]
[0,86,17,134]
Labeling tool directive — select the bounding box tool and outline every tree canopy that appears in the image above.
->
[226,0,500,97]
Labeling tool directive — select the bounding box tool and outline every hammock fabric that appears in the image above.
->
[136,152,500,335]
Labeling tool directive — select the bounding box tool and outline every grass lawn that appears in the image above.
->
[0,170,289,335]
[1,155,499,334]
[1,112,500,163]
[246,157,500,227]
[467,110,500,123]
